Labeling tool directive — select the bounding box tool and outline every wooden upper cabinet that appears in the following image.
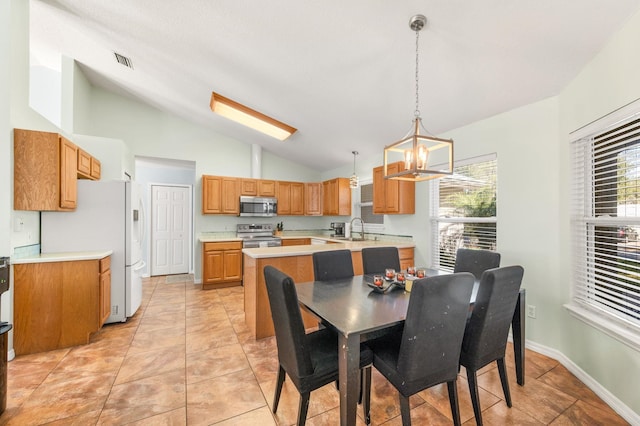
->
[258,180,276,197]
[290,182,305,215]
[202,175,239,214]
[373,162,415,214]
[90,157,101,180]
[240,179,258,196]
[77,148,101,181]
[277,181,305,216]
[276,181,292,215]
[14,129,78,211]
[77,148,92,177]
[322,178,351,216]
[305,182,322,216]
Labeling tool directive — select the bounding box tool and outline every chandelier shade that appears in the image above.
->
[384,118,453,181]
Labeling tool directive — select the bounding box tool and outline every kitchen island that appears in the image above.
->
[242,239,414,339]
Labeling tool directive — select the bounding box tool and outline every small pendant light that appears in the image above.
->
[350,151,359,189]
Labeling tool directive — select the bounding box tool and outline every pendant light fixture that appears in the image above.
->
[383,14,454,181]
[350,151,359,189]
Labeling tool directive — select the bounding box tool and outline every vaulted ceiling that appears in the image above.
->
[30,0,640,171]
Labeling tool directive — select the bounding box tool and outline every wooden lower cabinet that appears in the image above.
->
[399,247,415,271]
[13,256,110,355]
[281,238,310,246]
[202,241,243,289]
[99,256,112,326]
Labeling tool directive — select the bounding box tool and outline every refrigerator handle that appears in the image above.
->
[139,197,147,247]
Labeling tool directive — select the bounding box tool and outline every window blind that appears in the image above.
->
[359,183,383,225]
[571,116,640,327]
[430,154,497,270]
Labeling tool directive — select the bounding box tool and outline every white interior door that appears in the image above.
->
[151,185,191,276]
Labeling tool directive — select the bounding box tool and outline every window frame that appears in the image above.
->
[429,153,498,271]
[568,103,640,352]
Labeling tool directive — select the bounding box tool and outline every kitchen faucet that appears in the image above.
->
[350,217,365,241]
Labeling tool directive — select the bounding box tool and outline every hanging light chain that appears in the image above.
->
[414,25,420,119]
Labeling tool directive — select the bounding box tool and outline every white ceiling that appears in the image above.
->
[29,0,640,172]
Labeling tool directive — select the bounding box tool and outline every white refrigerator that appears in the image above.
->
[41,180,145,323]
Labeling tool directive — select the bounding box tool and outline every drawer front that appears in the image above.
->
[100,256,111,273]
[204,242,242,251]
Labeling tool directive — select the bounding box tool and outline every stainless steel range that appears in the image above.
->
[237,223,282,248]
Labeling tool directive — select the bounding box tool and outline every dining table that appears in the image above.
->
[295,268,526,426]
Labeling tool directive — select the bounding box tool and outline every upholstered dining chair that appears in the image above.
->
[263,265,372,425]
[459,265,524,426]
[312,249,354,281]
[366,272,475,426]
[453,248,501,280]
[361,246,401,275]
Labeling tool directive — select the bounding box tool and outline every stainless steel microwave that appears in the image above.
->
[239,196,278,217]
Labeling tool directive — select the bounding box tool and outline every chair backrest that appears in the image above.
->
[263,265,314,378]
[361,246,401,275]
[312,249,354,281]
[454,248,501,280]
[397,272,475,381]
[460,265,524,370]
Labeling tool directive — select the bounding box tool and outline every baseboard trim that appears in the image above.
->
[524,340,640,425]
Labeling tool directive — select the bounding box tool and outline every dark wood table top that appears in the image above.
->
[296,269,479,339]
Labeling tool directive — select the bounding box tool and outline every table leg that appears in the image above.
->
[338,333,360,426]
[512,289,526,386]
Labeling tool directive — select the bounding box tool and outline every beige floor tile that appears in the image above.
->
[115,344,186,385]
[125,407,187,425]
[186,369,266,425]
[213,406,277,426]
[186,342,250,384]
[185,324,238,354]
[98,370,186,425]
[477,367,576,424]
[549,400,630,426]
[128,325,186,355]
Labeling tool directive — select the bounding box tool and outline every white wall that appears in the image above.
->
[73,85,329,281]
[556,7,640,416]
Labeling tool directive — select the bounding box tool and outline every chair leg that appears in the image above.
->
[361,366,372,425]
[298,392,310,426]
[446,380,462,426]
[466,370,483,426]
[273,366,286,413]
[399,394,411,426]
[497,357,512,407]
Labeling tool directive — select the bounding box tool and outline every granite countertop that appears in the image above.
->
[242,239,415,259]
[11,250,114,264]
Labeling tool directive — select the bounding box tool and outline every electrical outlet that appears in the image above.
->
[527,304,536,319]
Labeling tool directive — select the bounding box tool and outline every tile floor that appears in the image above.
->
[0,275,631,425]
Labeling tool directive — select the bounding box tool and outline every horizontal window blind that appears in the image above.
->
[431,154,497,270]
[359,183,383,225]
[571,116,640,327]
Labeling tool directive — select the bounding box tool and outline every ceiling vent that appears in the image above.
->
[113,52,134,69]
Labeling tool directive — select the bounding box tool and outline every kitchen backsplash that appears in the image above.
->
[13,244,40,259]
